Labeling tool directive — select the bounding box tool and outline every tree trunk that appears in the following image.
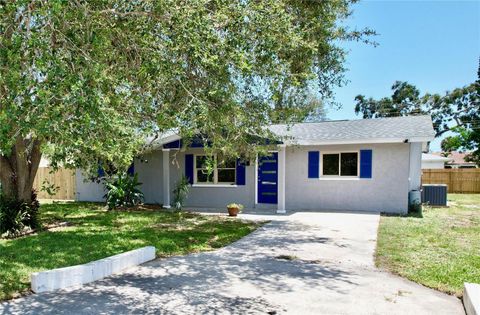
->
[0,137,42,203]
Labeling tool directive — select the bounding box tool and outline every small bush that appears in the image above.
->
[172,175,190,210]
[104,173,144,210]
[408,202,423,217]
[24,190,40,229]
[0,191,40,237]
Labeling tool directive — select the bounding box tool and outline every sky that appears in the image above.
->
[328,0,480,150]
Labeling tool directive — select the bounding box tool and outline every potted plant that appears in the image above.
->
[227,203,243,217]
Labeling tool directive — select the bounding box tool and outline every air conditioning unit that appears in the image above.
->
[421,184,447,206]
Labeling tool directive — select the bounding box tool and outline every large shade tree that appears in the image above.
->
[1,0,373,204]
[354,60,480,165]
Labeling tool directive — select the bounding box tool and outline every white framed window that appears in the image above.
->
[194,154,236,185]
[321,152,359,177]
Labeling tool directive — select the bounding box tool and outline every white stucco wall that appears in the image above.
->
[284,143,411,213]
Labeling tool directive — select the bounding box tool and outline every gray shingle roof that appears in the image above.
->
[268,115,435,145]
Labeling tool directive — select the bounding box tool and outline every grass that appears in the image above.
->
[376,194,480,297]
[0,202,262,301]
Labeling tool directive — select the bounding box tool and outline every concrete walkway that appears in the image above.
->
[0,211,464,314]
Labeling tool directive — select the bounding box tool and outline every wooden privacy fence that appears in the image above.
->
[422,169,480,194]
[33,167,76,200]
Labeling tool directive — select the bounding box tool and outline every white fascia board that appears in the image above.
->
[147,134,181,151]
[283,137,434,146]
[423,156,452,162]
[146,134,435,150]
[409,137,436,143]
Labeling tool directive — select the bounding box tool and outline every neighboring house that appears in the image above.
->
[76,115,435,214]
[421,153,452,169]
[434,151,478,169]
[39,157,51,167]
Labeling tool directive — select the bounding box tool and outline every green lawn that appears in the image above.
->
[376,194,480,297]
[0,202,261,300]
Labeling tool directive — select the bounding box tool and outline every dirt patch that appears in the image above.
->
[274,255,335,266]
[1,221,73,240]
[151,223,194,231]
[110,204,165,211]
[464,204,480,209]
[447,211,478,228]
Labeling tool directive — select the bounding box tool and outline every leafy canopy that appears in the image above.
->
[354,61,480,165]
[0,0,374,177]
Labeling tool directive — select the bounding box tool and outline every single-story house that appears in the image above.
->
[436,151,478,169]
[76,115,435,214]
[421,153,452,169]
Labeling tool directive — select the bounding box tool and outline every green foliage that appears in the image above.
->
[104,173,144,210]
[0,202,261,300]
[0,0,374,180]
[172,176,190,210]
[0,191,40,238]
[354,81,423,119]
[441,127,480,166]
[354,62,479,163]
[408,202,422,217]
[40,179,60,197]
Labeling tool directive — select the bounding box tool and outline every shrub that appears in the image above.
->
[172,175,190,210]
[104,173,144,210]
[24,190,40,229]
[0,191,40,237]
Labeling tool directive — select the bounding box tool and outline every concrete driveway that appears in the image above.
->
[0,211,464,314]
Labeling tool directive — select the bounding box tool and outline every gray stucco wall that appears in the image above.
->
[75,142,416,213]
[135,152,164,204]
[168,149,256,209]
[75,169,105,202]
[284,143,410,213]
[408,142,423,191]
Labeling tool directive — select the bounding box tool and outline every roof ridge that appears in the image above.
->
[269,115,432,127]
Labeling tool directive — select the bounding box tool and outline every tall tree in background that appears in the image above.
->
[0,0,374,205]
[354,81,423,119]
[354,59,480,165]
[437,60,480,165]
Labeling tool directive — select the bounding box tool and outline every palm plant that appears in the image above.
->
[104,173,144,210]
[172,176,190,210]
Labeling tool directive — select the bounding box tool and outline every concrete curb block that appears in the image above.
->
[464,283,480,315]
[31,246,156,293]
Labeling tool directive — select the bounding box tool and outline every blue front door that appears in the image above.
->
[257,152,278,204]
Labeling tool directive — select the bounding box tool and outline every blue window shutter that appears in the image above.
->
[127,162,134,176]
[360,150,373,179]
[308,151,320,178]
[185,154,194,184]
[236,159,246,185]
